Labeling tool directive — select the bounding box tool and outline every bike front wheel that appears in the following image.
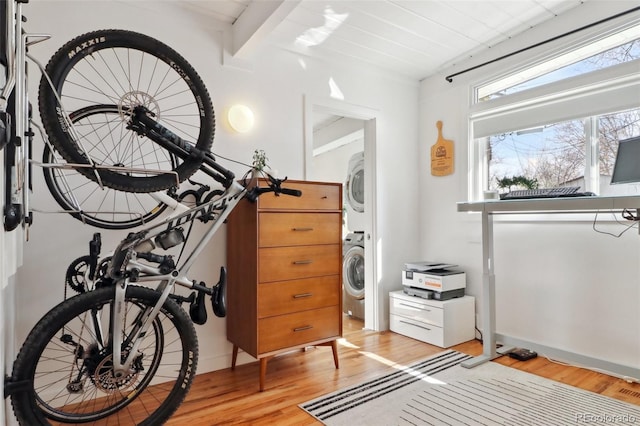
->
[10,285,198,425]
[39,29,215,193]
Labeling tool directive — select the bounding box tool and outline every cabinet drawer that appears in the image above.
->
[258,276,340,318]
[259,212,340,247]
[259,245,340,283]
[390,314,444,347]
[258,181,340,210]
[390,294,444,326]
[259,306,340,353]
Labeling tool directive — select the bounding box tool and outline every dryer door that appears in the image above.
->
[345,154,364,213]
[343,245,365,299]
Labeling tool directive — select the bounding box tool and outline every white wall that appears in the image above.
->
[311,141,363,185]
[419,0,640,372]
[6,1,420,413]
[311,137,364,236]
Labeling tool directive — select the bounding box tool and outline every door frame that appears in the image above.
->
[303,95,380,331]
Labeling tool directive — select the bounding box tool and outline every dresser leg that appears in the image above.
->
[259,357,269,392]
[231,344,238,370]
[315,341,340,369]
[331,340,339,369]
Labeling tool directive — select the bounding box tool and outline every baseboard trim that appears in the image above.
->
[496,333,640,383]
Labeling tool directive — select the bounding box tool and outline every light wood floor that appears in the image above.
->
[168,315,640,425]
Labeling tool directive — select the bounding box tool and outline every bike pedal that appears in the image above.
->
[189,290,208,325]
[211,267,227,318]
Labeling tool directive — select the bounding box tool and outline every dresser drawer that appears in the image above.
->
[389,292,476,348]
[258,306,340,353]
[390,294,444,326]
[259,212,340,247]
[258,276,340,318]
[259,245,340,283]
[390,314,444,347]
[258,181,340,210]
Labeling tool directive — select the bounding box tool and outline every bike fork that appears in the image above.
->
[130,106,236,188]
[110,277,174,375]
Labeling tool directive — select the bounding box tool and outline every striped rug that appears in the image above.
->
[300,350,640,425]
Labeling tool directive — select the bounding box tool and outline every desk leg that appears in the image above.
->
[462,211,508,368]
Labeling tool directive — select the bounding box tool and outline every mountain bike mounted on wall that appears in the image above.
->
[1,1,301,424]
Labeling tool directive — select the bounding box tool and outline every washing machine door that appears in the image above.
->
[345,153,364,213]
[343,245,365,299]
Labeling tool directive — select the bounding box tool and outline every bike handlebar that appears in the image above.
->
[245,175,302,202]
[280,187,303,197]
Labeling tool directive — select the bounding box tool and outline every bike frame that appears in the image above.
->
[107,177,249,373]
[4,0,297,407]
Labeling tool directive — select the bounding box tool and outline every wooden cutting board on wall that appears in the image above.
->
[430,121,454,176]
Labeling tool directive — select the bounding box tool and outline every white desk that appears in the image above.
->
[457,195,640,369]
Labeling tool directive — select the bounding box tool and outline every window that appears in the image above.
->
[599,109,640,194]
[486,118,585,190]
[483,108,640,194]
[477,23,640,101]
[470,22,640,200]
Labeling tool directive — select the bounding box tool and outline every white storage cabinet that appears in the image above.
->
[389,291,475,348]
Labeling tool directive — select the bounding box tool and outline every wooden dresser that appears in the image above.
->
[226,179,342,391]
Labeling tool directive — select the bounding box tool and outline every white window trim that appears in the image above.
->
[468,58,640,203]
[476,22,640,100]
[470,59,640,139]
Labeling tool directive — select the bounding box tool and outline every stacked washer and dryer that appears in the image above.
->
[343,152,365,320]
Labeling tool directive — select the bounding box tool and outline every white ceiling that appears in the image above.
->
[181,0,588,81]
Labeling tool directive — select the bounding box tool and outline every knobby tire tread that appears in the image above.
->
[10,285,198,425]
[38,29,215,193]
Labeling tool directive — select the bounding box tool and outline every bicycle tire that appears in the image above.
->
[43,105,171,229]
[38,29,215,193]
[10,285,198,425]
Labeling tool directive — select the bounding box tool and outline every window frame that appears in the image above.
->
[468,56,640,202]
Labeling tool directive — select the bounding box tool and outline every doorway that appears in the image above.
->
[303,96,378,331]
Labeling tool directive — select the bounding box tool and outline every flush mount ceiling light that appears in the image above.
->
[227,104,255,133]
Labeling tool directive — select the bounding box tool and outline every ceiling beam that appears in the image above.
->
[232,0,301,58]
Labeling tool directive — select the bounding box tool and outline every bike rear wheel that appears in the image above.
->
[39,29,215,193]
[43,105,172,229]
[10,285,198,425]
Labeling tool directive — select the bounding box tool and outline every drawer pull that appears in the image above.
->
[399,302,430,312]
[292,227,314,232]
[293,325,313,332]
[399,320,431,331]
[293,260,313,265]
[293,293,313,299]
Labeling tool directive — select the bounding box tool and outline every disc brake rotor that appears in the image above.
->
[92,353,141,394]
[118,91,160,121]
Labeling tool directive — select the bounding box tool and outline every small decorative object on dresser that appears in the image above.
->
[226,179,343,391]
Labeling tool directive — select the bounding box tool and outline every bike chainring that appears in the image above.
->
[65,256,91,294]
[65,255,112,293]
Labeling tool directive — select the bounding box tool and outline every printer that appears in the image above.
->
[401,261,465,301]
